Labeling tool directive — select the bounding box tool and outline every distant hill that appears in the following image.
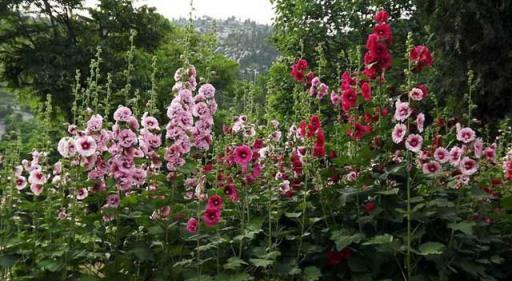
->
[174,17,278,80]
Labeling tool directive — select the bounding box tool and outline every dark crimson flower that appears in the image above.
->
[224,183,239,202]
[410,45,433,72]
[347,123,372,141]
[326,248,353,266]
[341,87,357,112]
[363,201,377,214]
[203,163,213,174]
[310,115,321,133]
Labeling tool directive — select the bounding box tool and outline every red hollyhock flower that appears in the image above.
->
[372,23,393,46]
[361,82,372,101]
[207,195,223,210]
[290,59,309,82]
[224,183,239,202]
[363,200,377,214]
[310,114,321,133]
[316,127,325,146]
[410,45,433,72]
[341,87,357,112]
[299,120,307,138]
[203,208,221,227]
[374,10,389,23]
[347,123,372,141]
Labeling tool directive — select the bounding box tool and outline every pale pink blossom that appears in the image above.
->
[15,176,27,190]
[473,138,483,158]
[394,100,411,122]
[405,134,423,153]
[449,146,464,166]
[483,146,496,163]
[28,170,46,185]
[30,184,44,196]
[198,83,215,99]
[422,161,441,176]
[459,157,478,176]
[434,147,449,163]
[77,187,88,200]
[408,87,427,101]
[86,114,103,132]
[392,123,407,144]
[416,113,425,133]
[456,124,476,143]
[75,136,97,157]
[113,106,133,122]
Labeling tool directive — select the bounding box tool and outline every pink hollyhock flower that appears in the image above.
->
[76,136,97,157]
[449,146,464,166]
[345,171,359,182]
[199,83,216,99]
[375,10,389,23]
[207,195,223,210]
[30,184,43,196]
[77,187,88,200]
[106,194,120,208]
[460,157,478,176]
[456,124,476,143]
[409,45,433,72]
[434,147,449,163]
[57,209,67,220]
[203,208,221,227]
[28,170,46,185]
[394,101,411,122]
[361,82,372,101]
[330,91,341,105]
[192,102,210,118]
[57,137,75,158]
[483,146,496,163]
[233,145,253,166]
[141,114,159,129]
[392,123,407,144]
[416,113,425,133]
[86,114,103,132]
[280,180,292,196]
[15,176,27,190]
[408,87,427,101]
[422,161,441,176]
[113,106,133,122]
[186,217,198,233]
[317,83,329,99]
[118,129,137,148]
[405,134,423,153]
[473,138,483,158]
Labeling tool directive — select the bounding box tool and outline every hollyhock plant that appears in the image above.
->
[405,134,423,153]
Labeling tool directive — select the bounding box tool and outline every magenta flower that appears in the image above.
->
[456,124,476,144]
[203,208,221,227]
[207,195,223,210]
[186,217,198,234]
[233,145,253,166]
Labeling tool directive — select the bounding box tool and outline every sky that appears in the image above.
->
[84,0,275,24]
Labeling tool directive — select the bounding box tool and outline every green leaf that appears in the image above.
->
[223,257,248,270]
[0,255,17,268]
[418,242,445,255]
[285,212,302,218]
[375,188,399,195]
[362,234,393,246]
[303,266,321,281]
[213,273,251,281]
[490,255,505,264]
[330,231,363,251]
[448,221,475,235]
[249,258,274,267]
[501,195,512,209]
